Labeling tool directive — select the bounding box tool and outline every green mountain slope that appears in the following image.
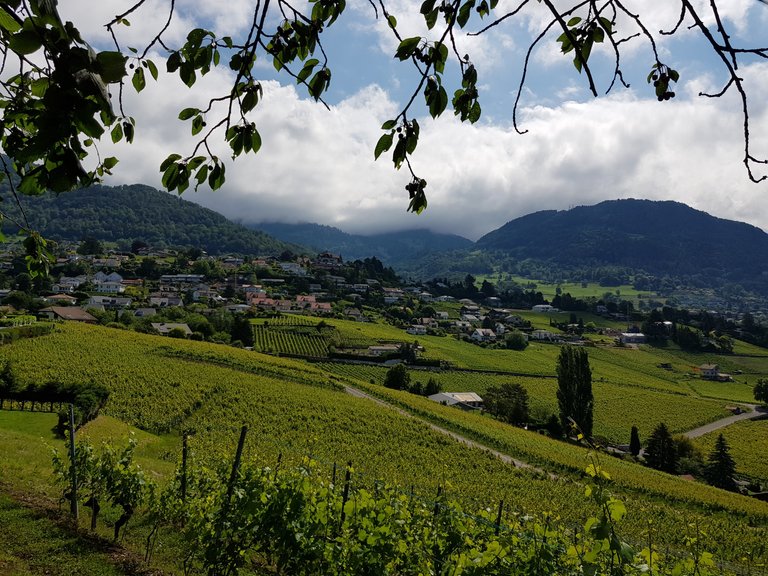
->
[476,198,768,291]
[4,184,297,255]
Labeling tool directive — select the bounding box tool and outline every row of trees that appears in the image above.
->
[644,423,739,491]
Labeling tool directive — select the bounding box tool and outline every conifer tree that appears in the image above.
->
[704,434,738,491]
[645,423,678,474]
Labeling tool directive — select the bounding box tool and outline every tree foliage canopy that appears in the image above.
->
[1,0,767,273]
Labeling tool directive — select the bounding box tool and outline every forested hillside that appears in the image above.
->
[476,199,768,293]
[2,184,297,255]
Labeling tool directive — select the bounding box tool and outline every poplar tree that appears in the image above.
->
[556,346,593,438]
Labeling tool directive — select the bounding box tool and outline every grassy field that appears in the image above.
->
[2,323,768,569]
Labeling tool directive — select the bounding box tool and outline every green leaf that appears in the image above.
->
[395,37,421,61]
[381,119,397,130]
[0,6,21,33]
[110,122,123,143]
[374,132,393,159]
[123,121,134,143]
[178,107,200,120]
[208,162,225,189]
[103,157,118,170]
[420,0,436,15]
[132,67,146,92]
[146,59,159,80]
[241,88,258,113]
[9,30,42,55]
[191,115,204,135]
[96,51,127,83]
[250,128,262,153]
[669,69,680,83]
[424,8,439,29]
[160,153,182,171]
[457,1,474,28]
[167,51,181,72]
[567,16,581,27]
[195,164,209,188]
[387,14,397,29]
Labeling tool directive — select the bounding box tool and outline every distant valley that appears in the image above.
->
[7,184,768,301]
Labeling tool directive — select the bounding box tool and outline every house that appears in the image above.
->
[159,274,205,286]
[94,281,125,294]
[149,293,184,307]
[151,322,193,336]
[453,320,472,331]
[278,262,308,276]
[428,392,484,410]
[530,329,560,342]
[532,304,558,313]
[406,325,427,335]
[345,307,365,321]
[94,271,123,284]
[44,294,78,305]
[88,295,132,309]
[471,328,496,342]
[368,344,400,357]
[619,332,646,344]
[699,363,732,381]
[314,252,343,269]
[52,275,87,293]
[435,311,449,320]
[134,308,157,318]
[494,323,506,336]
[309,302,333,313]
[700,364,720,380]
[38,306,97,324]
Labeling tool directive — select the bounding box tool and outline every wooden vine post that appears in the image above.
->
[68,403,78,521]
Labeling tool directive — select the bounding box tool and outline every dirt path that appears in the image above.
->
[683,404,766,438]
[343,385,549,474]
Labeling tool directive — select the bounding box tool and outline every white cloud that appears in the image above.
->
[44,2,768,244]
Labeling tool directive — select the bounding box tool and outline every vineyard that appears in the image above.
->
[2,323,768,570]
[317,363,729,442]
[693,419,768,483]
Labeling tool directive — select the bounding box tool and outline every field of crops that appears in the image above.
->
[3,323,768,566]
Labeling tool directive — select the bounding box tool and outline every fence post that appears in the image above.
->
[339,461,352,530]
[68,403,78,521]
[224,426,248,509]
[495,499,504,536]
[181,433,188,502]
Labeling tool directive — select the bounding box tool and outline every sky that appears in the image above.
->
[57,0,768,241]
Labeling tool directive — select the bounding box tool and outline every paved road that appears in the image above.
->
[683,404,767,438]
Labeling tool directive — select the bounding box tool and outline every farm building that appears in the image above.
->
[428,392,484,410]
